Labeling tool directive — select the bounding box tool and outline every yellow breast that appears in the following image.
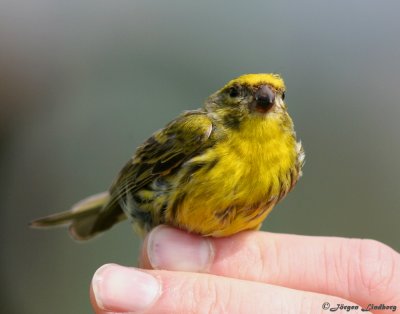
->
[166,114,299,236]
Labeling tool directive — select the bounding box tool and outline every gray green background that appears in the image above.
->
[1,1,399,313]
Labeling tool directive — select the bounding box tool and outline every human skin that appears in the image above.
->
[90,226,400,313]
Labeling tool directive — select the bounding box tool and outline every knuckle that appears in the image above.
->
[355,239,397,298]
[247,235,282,281]
[214,233,281,282]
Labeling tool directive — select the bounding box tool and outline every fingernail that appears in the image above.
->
[92,264,160,313]
[147,225,214,272]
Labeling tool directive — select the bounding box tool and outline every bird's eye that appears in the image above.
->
[228,86,240,98]
[282,91,286,100]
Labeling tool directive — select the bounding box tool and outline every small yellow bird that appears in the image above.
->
[31,73,304,240]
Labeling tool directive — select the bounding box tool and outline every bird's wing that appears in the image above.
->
[109,110,214,203]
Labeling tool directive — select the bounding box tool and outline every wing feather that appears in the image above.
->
[109,110,214,206]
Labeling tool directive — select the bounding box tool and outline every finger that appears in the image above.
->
[91,263,368,314]
[139,225,213,272]
[141,226,400,309]
[90,283,111,314]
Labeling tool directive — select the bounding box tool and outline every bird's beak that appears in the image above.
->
[252,85,276,113]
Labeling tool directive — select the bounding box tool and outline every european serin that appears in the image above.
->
[31,73,304,240]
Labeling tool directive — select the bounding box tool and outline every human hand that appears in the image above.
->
[90,226,400,313]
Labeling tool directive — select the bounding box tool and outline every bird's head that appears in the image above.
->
[205,73,288,129]
[206,73,286,115]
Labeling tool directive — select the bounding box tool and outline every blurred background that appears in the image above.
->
[1,1,399,313]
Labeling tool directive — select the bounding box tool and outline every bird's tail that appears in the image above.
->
[30,192,124,241]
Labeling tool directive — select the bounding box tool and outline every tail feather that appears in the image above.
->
[30,192,124,241]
